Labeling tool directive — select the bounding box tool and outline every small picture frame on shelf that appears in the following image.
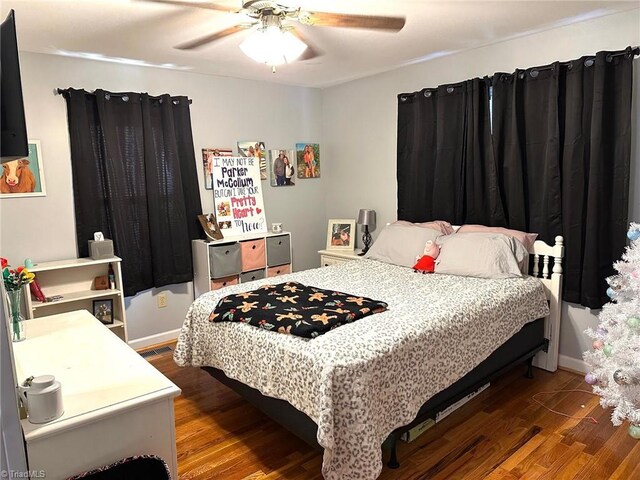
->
[326,219,356,251]
[93,275,109,290]
[93,299,114,325]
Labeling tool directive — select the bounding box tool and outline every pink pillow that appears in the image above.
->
[457,225,538,251]
[392,220,454,235]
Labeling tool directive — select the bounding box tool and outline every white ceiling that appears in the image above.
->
[2,1,638,88]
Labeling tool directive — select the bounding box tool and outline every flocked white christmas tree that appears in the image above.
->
[584,222,640,440]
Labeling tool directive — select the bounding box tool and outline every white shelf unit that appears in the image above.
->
[193,231,293,299]
[22,257,128,342]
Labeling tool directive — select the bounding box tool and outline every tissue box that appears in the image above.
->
[88,240,114,260]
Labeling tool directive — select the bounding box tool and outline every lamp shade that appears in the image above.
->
[240,26,307,66]
[357,209,376,228]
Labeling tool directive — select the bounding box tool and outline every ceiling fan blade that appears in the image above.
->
[175,25,248,50]
[289,28,322,61]
[144,0,239,13]
[303,11,405,32]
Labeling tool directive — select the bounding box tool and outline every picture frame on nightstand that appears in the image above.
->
[326,219,356,251]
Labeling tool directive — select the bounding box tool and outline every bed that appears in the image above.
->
[174,235,564,480]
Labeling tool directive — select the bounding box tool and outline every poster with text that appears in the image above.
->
[212,156,267,237]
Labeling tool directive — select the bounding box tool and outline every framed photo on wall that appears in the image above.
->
[93,299,114,325]
[296,143,320,179]
[0,140,46,198]
[326,219,356,251]
[202,148,232,190]
[268,149,295,187]
[238,141,267,180]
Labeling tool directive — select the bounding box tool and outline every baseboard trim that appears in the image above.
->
[129,328,181,351]
[558,354,588,375]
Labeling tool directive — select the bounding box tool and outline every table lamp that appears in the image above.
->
[357,209,376,256]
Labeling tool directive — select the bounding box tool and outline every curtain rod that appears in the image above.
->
[400,46,639,99]
[524,46,639,73]
[55,88,193,104]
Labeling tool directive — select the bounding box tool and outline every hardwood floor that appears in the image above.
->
[148,350,640,479]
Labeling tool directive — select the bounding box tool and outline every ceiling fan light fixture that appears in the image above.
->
[240,25,307,66]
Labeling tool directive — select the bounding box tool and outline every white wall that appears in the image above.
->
[321,9,640,371]
[0,52,325,347]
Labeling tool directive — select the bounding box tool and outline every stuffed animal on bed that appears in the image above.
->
[413,240,440,274]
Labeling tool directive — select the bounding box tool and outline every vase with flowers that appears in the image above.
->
[2,258,35,342]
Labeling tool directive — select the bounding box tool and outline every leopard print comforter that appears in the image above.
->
[174,259,549,479]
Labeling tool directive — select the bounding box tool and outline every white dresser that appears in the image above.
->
[12,310,181,479]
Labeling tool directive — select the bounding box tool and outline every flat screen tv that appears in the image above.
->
[1,9,28,161]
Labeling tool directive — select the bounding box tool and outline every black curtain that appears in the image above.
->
[397,47,635,309]
[492,51,633,308]
[398,78,503,225]
[63,88,202,296]
[462,78,505,225]
[491,64,562,243]
[397,88,437,222]
[559,52,633,308]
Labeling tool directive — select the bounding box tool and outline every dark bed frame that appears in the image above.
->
[203,316,548,470]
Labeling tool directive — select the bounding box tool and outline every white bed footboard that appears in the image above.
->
[529,236,564,372]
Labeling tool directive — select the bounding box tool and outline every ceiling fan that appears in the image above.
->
[145,0,406,67]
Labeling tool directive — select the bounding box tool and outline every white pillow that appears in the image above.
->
[364,224,441,268]
[435,232,528,279]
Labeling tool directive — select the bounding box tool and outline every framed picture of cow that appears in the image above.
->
[0,140,46,198]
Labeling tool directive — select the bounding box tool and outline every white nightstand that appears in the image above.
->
[318,249,363,267]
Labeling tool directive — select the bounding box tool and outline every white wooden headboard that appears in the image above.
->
[529,236,564,372]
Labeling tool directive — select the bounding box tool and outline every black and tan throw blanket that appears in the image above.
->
[209,281,388,338]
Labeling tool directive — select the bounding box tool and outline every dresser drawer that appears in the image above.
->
[266,235,291,266]
[240,269,266,283]
[267,264,291,277]
[321,255,340,267]
[209,243,242,279]
[240,239,266,271]
[210,275,239,290]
